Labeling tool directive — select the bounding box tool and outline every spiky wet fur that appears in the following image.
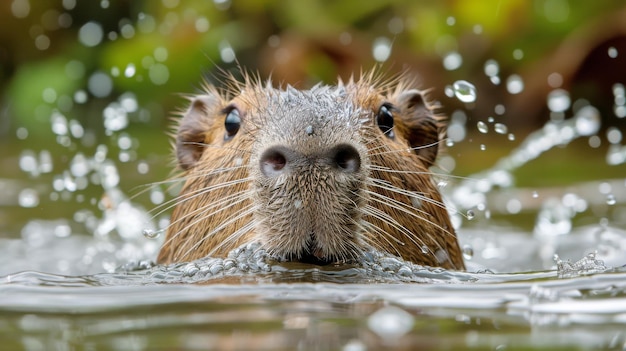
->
[156,70,465,270]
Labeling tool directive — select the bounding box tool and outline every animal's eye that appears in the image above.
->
[377,104,395,139]
[224,108,241,140]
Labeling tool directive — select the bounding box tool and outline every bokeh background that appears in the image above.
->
[1,0,625,242]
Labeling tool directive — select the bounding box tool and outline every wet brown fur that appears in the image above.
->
[157,70,465,270]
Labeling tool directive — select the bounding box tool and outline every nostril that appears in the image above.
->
[333,144,361,173]
[259,147,287,177]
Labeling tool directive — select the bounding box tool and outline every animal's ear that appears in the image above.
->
[176,93,222,170]
[395,89,440,168]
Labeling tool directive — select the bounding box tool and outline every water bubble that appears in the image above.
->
[506,198,522,214]
[124,63,136,78]
[476,121,488,133]
[466,210,475,220]
[19,188,39,208]
[547,89,570,112]
[150,188,165,205]
[149,63,169,85]
[339,32,352,45]
[34,35,50,50]
[462,245,474,260]
[547,72,563,88]
[574,106,601,136]
[70,153,89,177]
[16,127,29,140]
[444,85,454,98]
[11,0,30,18]
[367,306,414,340]
[388,17,404,34]
[120,22,136,39]
[142,228,163,239]
[372,37,392,62]
[88,71,113,98]
[506,74,524,94]
[74,90,88,104]
[137,161,149,174]
[607,194,617,206]
[51,112,68,135]
[608,46,618,58]
[494,123,508,134]
[103,103,128,132]
[219,40,236,63]
[195,17,210,32]
[484,59,499,77]
[154,47,168,62]
[452,80,477,103]
[443,52,462,71]
[606,127,622,144]
[543,0,570,23]
[494,104,505,115]
[78,21,103,47]
[42,88,57,104]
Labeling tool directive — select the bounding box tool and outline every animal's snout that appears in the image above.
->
[259,143,361,177]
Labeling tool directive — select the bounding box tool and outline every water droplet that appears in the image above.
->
[462,245,474,260]
[150,188,165,205]
[476,121,488,133]
[506,74,524,94]
[88,71,113,98]
[19,188,40,208]
[142,228,162,239]
[606,127,622,144]
[494,123,508,134]
[466,210,475,220]
[494,104,505,115]
[305,125,314,135]
[195,17,210,32]
[547,72,563,88]
[607,194,616,206]
[484,59,499,77]
[452,80,477,103]
[149,63,169,85]
[293,199,302,209]
[11,0,30,18]
[78,21,103,47]
[574,105,601,136]
[480,144,486,151]
[367,306,414,340]
[421,245,429,254]
[372,37,392,62]
[547,89,570,112]
[532,191,539,198]
[443,52,462,71]
[507,133,515,141]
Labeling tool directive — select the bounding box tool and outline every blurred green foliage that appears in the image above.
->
[1,0,625,138]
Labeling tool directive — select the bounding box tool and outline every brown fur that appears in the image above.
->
[157,71,465,270]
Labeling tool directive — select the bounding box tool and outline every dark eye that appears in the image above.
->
[377,104,395,139]
[224,108,241,140]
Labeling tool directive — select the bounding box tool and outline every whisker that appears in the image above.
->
[368,177,464,219]
[364,188,456,243]
[178,203,257,261]
[147,176,253,220]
